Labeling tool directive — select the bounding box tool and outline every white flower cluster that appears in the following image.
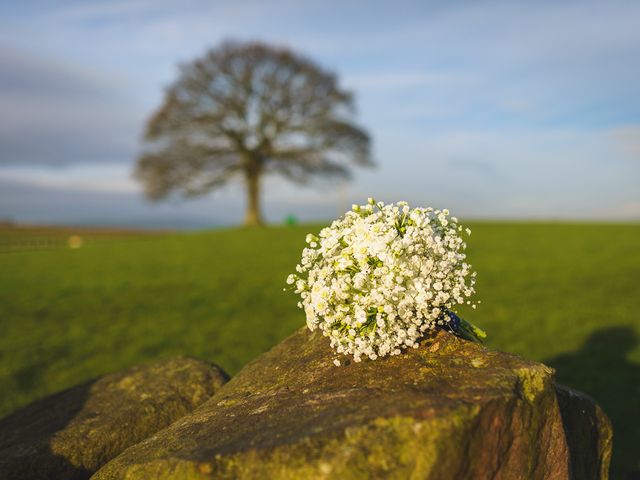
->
[286,199,477,364]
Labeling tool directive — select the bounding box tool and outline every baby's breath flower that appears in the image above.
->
[287,199,478,363]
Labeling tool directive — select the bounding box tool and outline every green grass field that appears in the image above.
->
[1,222,638,475]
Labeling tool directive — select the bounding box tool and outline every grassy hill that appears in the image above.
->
[1,222,638,475]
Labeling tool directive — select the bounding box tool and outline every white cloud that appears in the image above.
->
[618,201,640,217]
[0,165,138,194]
[358,125,640,219]
[610,125,640,160]
[344,71,472,91]
[0,46,143,166]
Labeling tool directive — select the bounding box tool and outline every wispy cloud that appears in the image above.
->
[446,158,502,179]
[610,125,640,160]
[344,72,472,91]
[0,46,142,166]
[0,165,138,193]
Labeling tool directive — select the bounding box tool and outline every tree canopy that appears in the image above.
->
[135,40,372,225]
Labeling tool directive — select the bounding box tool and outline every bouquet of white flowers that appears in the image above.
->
[286,199,486,365]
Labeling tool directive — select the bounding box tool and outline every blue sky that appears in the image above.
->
[1,0,639,226]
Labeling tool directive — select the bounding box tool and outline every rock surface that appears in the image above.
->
[555,385,612,480]
[93,328,612,480]
[0,356,229,480]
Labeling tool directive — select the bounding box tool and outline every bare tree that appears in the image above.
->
[135,40,372,226]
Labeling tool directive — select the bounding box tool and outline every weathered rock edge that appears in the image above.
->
[0,356,229,480]
[556,385,612,480]
[93,328,612,480]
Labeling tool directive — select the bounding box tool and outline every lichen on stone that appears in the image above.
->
[91,328,612,480]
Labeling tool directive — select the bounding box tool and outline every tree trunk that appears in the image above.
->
[244,168,264,226]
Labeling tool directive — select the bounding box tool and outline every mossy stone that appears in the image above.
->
[94,328,612,479]
[0,356,229,480]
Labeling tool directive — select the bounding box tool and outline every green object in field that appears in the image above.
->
[284,214,298,226]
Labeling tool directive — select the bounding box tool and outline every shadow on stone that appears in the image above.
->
[545,326,640,480]
[0,356,230,480]
[0,380,94,480]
